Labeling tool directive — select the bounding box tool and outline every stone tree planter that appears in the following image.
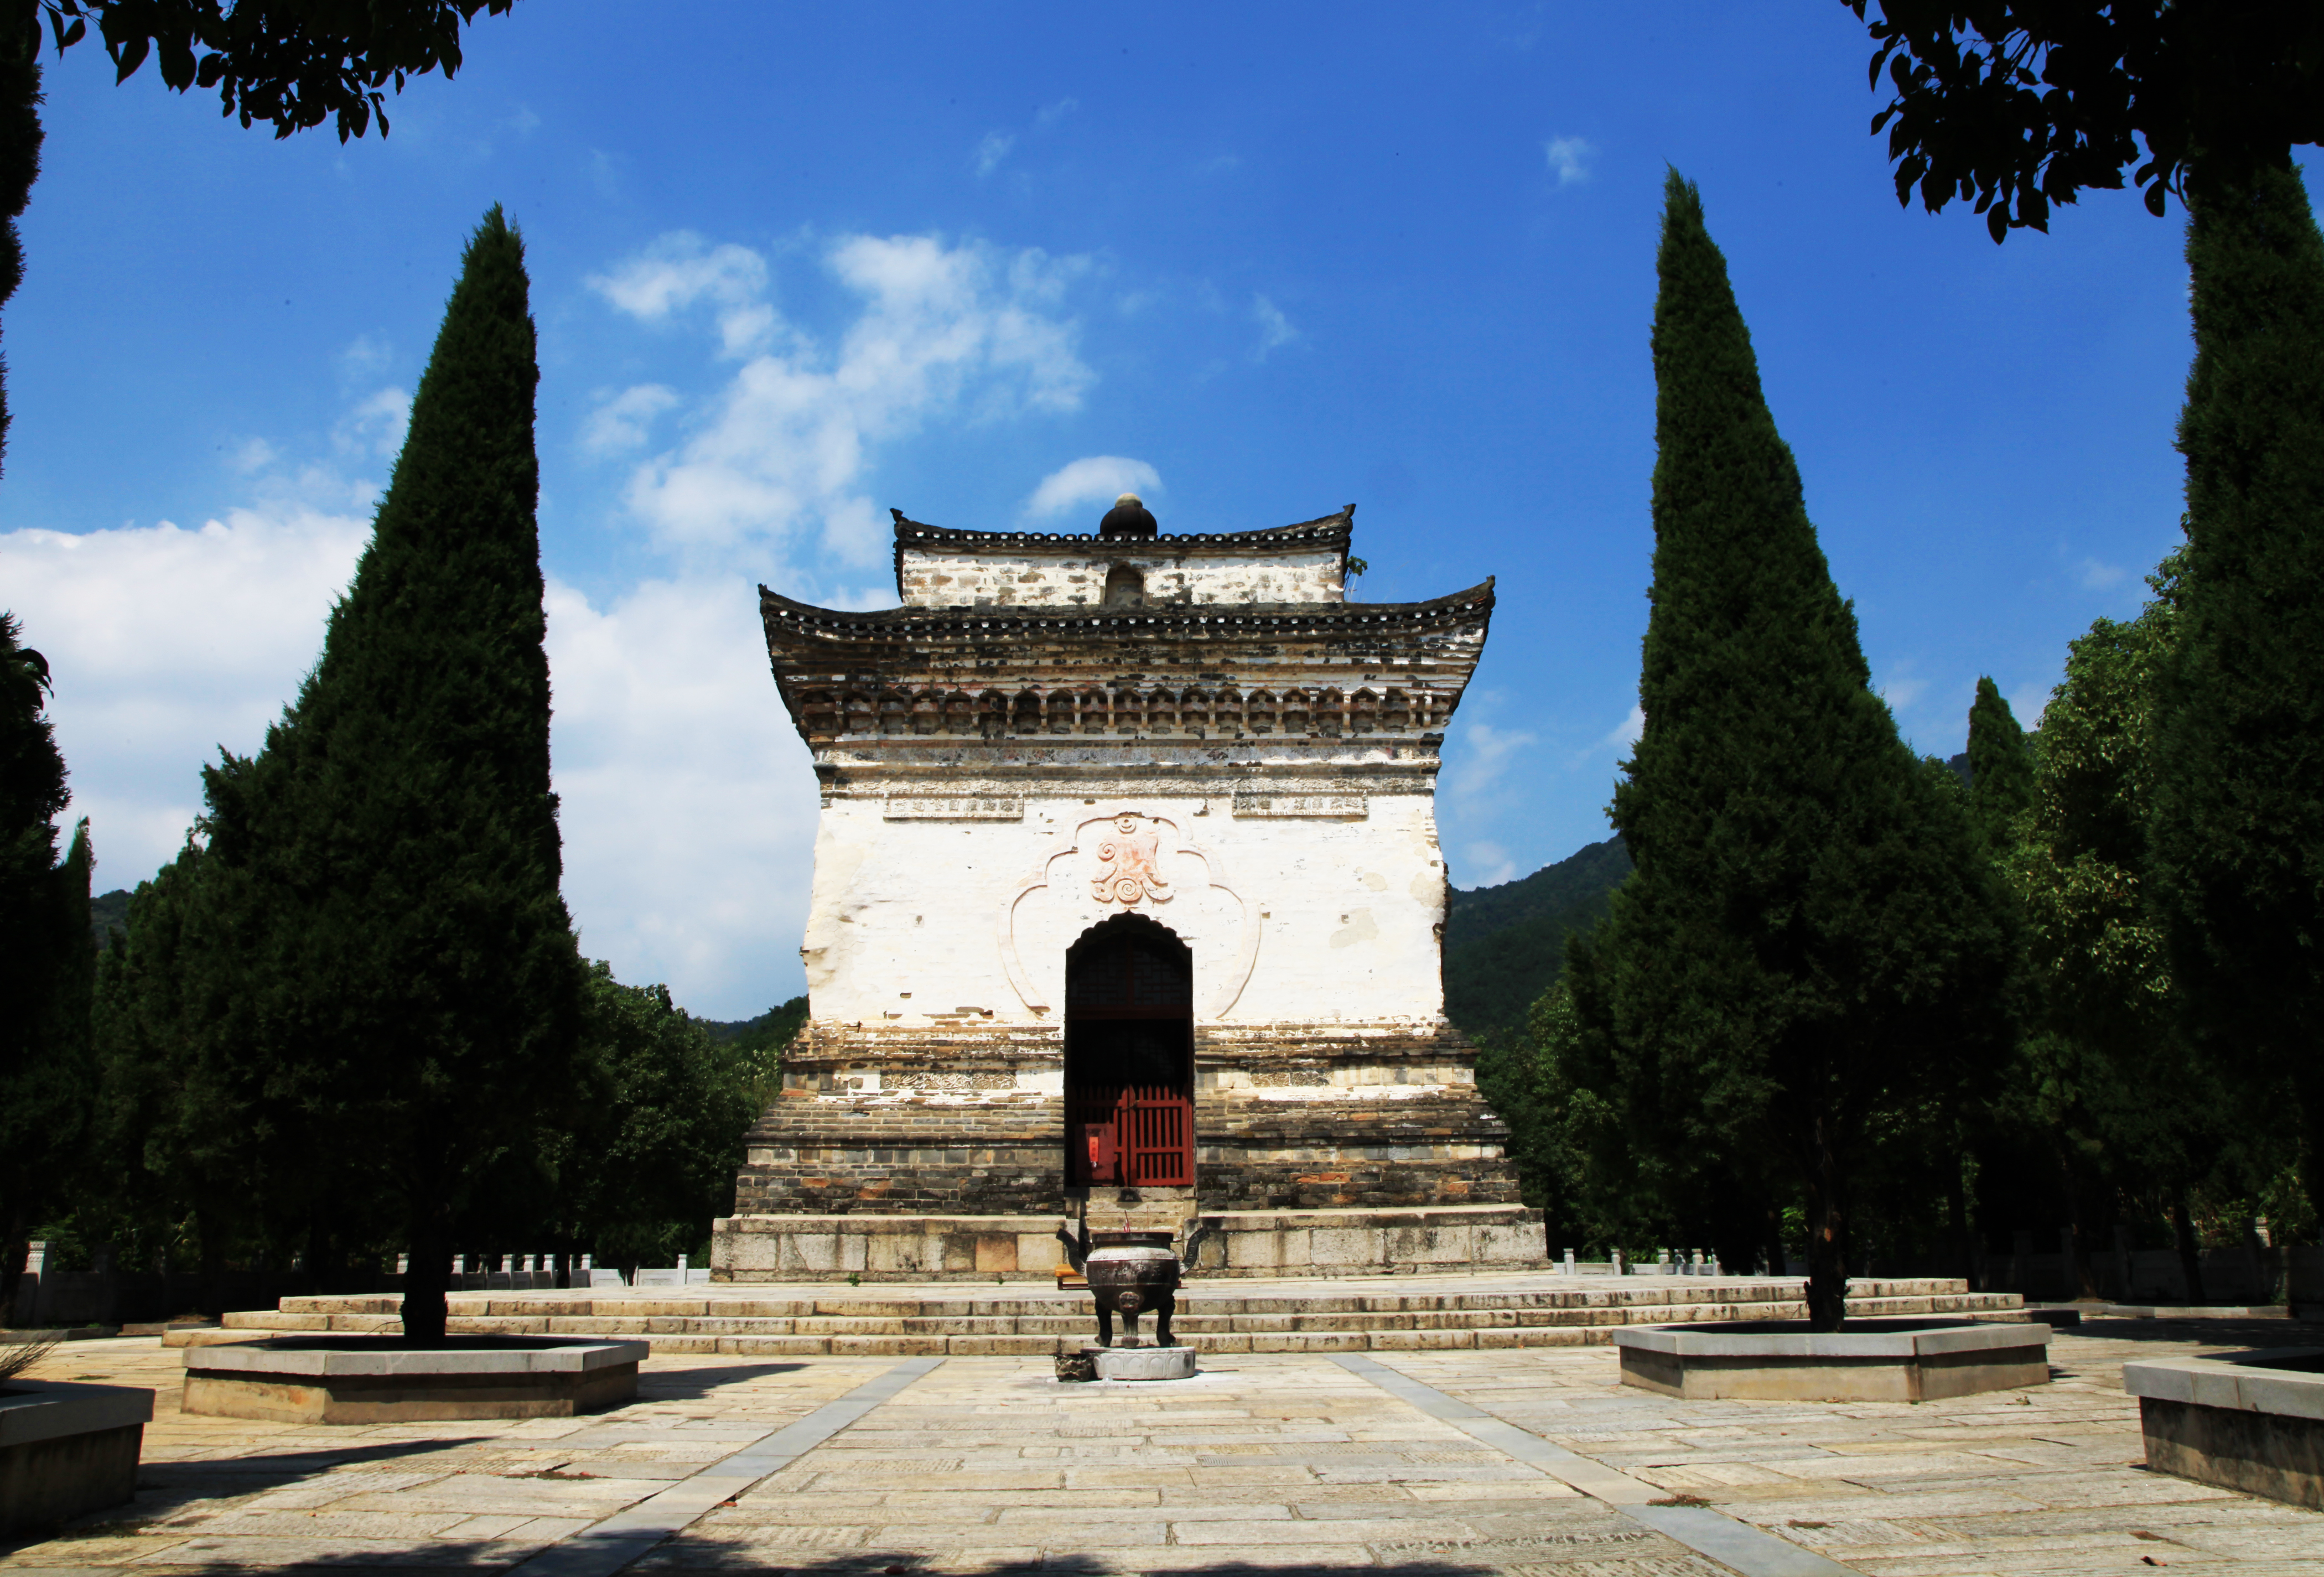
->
[0,1379,155,1538]
[2124,1347,2324,1509]
[180,1337,647,1425]
[1614,1318,2052,1402]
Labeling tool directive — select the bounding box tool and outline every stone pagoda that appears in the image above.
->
[710,497,1544,1280]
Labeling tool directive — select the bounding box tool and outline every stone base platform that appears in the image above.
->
[208,1271,2029,1357]
[0,1380,152,1539]
[2125,1347,2324,1509]
[710,1204,1547,1282]
[1613,1317,2053,1402]
[179,1336,648,1424]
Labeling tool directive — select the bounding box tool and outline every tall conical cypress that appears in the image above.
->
[0,616,94,1317]
[1965,677,2035,855]
[1569,173,2013,1329]
[203,207,583,1342]
[2152,160,2324,1220]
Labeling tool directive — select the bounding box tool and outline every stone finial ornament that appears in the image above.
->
[1099,492,1158,538]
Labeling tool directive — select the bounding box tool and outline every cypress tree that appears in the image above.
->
[1570,173,2014,1329]
[204,208,583,1342]
[1965,677,2035,854]
[2151,159,2324,1223]
[0,615,94,1315]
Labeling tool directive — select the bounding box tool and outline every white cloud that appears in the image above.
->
[583,383,680,455]
[1035,97,1078,129]
[545,575,818,1015]
[588,231,776,357]
[338,333,393,383]
[2,496,819,1018]
[1444,717,1535,808]
[1460,841,1518,889]
[0,502,370,891]
[2011,682,2052,731]
[1024,456,1161,521]
[229,437,279,475]
[2078,557,2128,590]
[974,130,1016,178]
[1544,134,1594,186]
[335,386,411,460]
[1251,294,1298,360]
[608,230,1093,576]
[1878,662,1929,712]
[1589,704,1643,761]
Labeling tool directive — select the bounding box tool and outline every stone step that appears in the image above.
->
[223,1280,2027,1357]
[230,1290,2014,1339]
[264,1277,1998,1321]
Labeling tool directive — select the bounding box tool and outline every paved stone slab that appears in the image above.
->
[4,1319,2321,1573]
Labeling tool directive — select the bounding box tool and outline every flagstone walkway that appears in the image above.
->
[3,1319,2318,1575]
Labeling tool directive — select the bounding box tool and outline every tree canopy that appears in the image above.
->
[28,0,515,141]
[2150,157,2324,1225]
[1569,171,2015,1328]
[1843,2,2324,238]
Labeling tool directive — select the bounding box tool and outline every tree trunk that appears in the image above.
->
[195,1206,224,1319]
[2057,1148,2104,1299]
[1946,1156,1977,1289]
[1763,1205,1787,1279]
[0,1222,25,1326]
[401,1216,450,1346]
[1804,1133,1849,1331]
[2171,1187,2208,1305]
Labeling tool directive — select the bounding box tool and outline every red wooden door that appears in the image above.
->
[1064,915,1195,1187]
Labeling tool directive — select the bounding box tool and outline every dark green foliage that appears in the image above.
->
[1474,979,1635,1257]
[1965,677,2036,855]
[1843,2,2324,238]
[2151,157,2324,1223]
[557,966,770,1273]
[0,614,95,1317]
[88,841,276,1308]
[1443,838,1631,1038]
[2005,567,2266,1297]
[0,16,40,478]
[35,0,515,141]
[89,886,127,945]
[701,995,808,1059]
[1569,173,2015,1327]
[194,208,585,1342]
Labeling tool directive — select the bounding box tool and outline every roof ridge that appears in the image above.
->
[888,504,1355,547]
[759,577,1495,640]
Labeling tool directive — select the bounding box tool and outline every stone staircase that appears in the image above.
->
[199,1275,2027,1357]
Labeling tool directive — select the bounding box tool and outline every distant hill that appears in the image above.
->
[91,888,131,946]
[698,995,810,1058]
[1443,837,1631,1039]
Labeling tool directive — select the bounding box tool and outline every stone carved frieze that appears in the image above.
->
[998,811,1258,1020]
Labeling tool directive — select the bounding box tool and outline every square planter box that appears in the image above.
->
[180,1337,647,1424]
[2123,1347,2324,1510]
[1613,1317,2052,1402]
[0,1380,154,1539]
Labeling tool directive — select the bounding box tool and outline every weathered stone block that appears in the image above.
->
[2125,1348,2324,1509]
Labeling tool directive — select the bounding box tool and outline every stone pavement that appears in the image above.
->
[2,1319,2319,1575]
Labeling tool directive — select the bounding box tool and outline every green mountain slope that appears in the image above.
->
[1443,837,1631,1038]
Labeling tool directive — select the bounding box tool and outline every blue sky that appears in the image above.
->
[0,3,2278,1017]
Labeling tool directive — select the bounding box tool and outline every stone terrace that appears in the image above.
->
[3,1316,2321,1575]
[210,1273,2026,1357]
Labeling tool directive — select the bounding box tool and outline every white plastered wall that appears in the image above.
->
[899,547,1345,608]
[798,793,1448,1034]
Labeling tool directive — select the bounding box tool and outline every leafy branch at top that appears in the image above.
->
[1843,2,2324,240]
[26,0,515,142]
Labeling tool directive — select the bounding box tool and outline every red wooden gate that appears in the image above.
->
[1067,1085,1194,1186]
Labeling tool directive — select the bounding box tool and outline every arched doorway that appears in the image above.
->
[1065,913,1195,1187]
